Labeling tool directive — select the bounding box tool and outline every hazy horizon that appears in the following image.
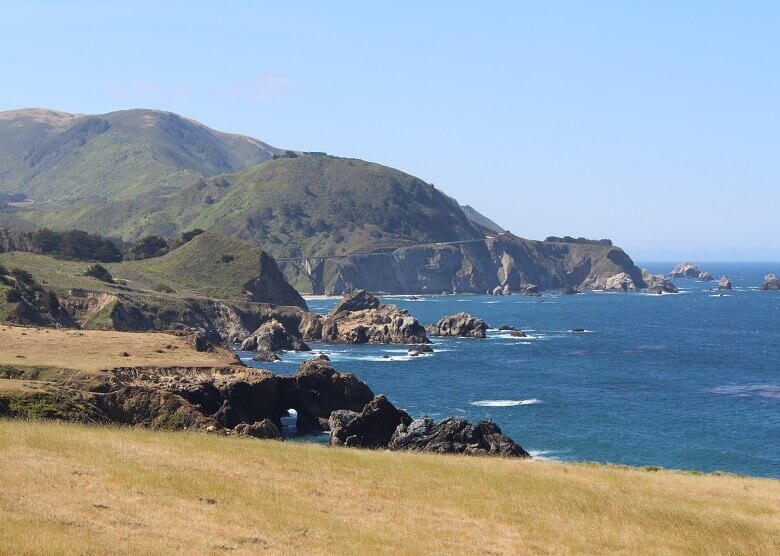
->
[2,1,778,261]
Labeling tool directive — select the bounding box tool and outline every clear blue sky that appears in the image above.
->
[2,1,778,261]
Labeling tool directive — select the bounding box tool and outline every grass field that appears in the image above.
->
[0,325,237,373]
[0,420,777,555]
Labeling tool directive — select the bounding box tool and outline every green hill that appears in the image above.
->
[0,108,281,202]
[26,155,482,258]
[111,232,306,306]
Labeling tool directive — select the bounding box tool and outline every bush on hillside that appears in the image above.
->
[544,236,613,246]
[181,229,205,243]
[126,235,170,260]
[84,264,114,283]
[29,229,122,262]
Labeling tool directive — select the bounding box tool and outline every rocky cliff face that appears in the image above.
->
[305,234,646,295]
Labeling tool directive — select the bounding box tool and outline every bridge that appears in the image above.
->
[274,234,507,263]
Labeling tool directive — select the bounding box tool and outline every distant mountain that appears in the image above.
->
[0,107,646,294]
[0,108,280,201]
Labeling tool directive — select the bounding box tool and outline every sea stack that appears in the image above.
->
[758,274,779,291]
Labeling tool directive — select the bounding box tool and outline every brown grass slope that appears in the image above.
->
[0,420,777,555]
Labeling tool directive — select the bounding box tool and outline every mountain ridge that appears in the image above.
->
[1,107,647,294]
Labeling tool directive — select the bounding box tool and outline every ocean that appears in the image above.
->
[243,262,779,478]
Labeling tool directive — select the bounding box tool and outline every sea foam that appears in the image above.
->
[470,399,541,407]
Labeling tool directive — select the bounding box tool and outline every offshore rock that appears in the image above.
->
[669,262,702,279]
[241,319,310,352]
[698,272,714,282]
[758,274,780,291]
[642,270,679,294]
[427,312,488,338]
[718,276,733,290]
[301,291,427,344]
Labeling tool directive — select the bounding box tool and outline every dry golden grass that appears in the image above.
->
[0,420,777,555]
[0,325,237,372]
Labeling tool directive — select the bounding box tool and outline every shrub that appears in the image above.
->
[126,235,170,260]
[220,254,234,263]
[30,228,122,262]
[84,264,114,283]
[181,229,205,243]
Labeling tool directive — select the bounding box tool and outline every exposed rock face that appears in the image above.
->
[698,272,714,282]
[600,272,638,292]
[240,319,310,352]
[427,313,488,338]
[252,350,280,363]
[301,291,428,345]
[99,359,375,435]
[758,274,780,291]
[669,262,702,279]
[302,234,646,296]
[331,289,380,313]
[234,418,280,439]
[244,250,309,308]
[328,395,412,448]
[58,287,305,343]
[389,416,530,457]
[641,270,679,294]
[719,276,733,290]
[561,285,579,295]
[327,396,529,458]
[523,284,540,296]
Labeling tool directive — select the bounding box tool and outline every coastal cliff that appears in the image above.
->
[306,234,645,295]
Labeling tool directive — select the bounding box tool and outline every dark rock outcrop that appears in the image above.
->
[427,313,488,338]
[698,272,714,282]
[252,350,280,363]
[561,285,579,295]
[241,319,310,352]
[758,274,779,291]
[234,418,280,439]
[522,284,541,297]
[331,289,380,314]
[327,396,529,458]
[301,291,428,345]
[94,359,375,436]
[389,416,530,457]
[719,276,733,290]
[328,394,411,448]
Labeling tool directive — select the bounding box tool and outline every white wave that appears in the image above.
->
[471,398,541,407]
[528,450,561,461]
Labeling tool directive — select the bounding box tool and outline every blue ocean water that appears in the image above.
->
[244,262,779,478]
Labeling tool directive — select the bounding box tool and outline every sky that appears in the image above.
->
[1,1,778,261]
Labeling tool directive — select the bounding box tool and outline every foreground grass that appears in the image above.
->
[0,421,777,555]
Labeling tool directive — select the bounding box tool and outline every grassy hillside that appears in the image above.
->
[25,155,482,257]
[0,108,280,202]
[0,232,305,307]
[0,420,777,554]
[111,232,306,306]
